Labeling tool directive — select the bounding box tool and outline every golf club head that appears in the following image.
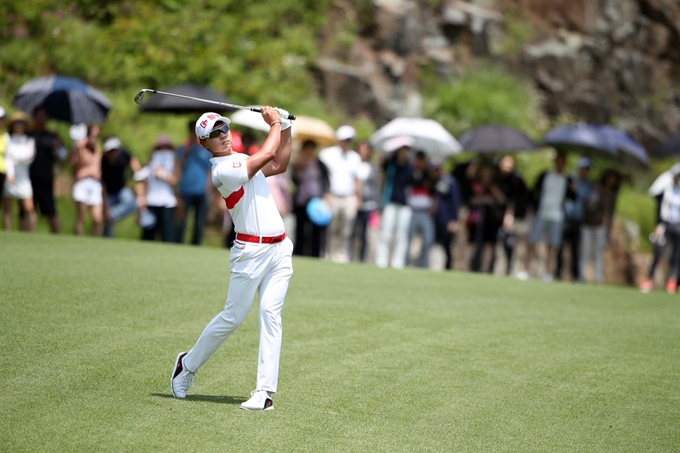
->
[134,90,149,105]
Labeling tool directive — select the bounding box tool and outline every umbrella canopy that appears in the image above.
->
[458,125,539,153]
[138,84,234,114]
[291,115,336,146]
[229,110,337,146]
[597,125,649,167]
[369,117,462,157]
[12,75,112,124]
[542,123,617,158]
[229,108,269,132]
[656,132,680,158]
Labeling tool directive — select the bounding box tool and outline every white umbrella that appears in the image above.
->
[649,164,680,196]
[229,108,269,132]
[370,117,462,157]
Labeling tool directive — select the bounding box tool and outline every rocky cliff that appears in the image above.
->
[315,0,680,152]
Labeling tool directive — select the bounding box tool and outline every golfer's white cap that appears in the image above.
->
[195,112,231,140]
[384,135,415,153]
[0,106,5,119]
[103,137,122,152]
[336,125,356,142]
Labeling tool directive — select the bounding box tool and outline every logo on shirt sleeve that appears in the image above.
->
[233,162,241,168]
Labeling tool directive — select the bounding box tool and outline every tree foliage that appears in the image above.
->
[0,0,330,108]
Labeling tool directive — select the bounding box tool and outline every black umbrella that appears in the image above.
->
[458,125,539,153]
[138,84,234,114]
[12,75,112,124]
[542,123,617,158]
[656,132,680,158]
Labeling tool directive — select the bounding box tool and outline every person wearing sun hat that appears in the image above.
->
[2,111,37,231]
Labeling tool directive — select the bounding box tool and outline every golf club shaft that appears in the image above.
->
[134,89,296,120]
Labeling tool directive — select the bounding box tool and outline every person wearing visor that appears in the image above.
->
[171,107,294,411]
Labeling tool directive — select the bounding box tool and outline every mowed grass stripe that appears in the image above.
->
[1,231,678,452]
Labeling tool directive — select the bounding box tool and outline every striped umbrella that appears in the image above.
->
[12,75,112,124]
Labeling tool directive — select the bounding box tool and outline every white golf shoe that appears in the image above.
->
[240,389,274,411]
[171,352,195,399]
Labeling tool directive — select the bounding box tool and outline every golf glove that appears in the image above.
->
[274,107,293,130]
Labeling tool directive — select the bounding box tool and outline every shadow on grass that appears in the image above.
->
[151,393,246,404]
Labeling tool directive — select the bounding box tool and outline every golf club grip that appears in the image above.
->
[248,107,296,121]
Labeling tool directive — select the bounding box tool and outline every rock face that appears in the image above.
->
[315,0,680,152]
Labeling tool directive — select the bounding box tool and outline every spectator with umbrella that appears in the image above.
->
[3,112,36,232]
[406,150,436,269]
[375,136,415,269]
[581,167,621,284]
[555,157,594,282]
[27,106,68,233]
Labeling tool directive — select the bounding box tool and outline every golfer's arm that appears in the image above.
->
[247,124,282,179]
[262,128,292,177]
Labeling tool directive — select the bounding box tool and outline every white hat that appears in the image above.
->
[195,112,231,140]
[103,137,122,152]
[336,125,356,142]
[383,135,415,153]
[0,106,5,119]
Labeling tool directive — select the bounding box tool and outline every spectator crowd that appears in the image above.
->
[2,104,678,291]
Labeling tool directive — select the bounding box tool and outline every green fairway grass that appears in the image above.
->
[1,232,678,452]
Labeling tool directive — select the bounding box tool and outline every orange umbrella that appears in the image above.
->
[291,115,336,146]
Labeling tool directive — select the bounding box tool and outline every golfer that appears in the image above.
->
[172,106,293,411]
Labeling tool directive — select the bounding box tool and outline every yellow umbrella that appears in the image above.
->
[292,115,336,146]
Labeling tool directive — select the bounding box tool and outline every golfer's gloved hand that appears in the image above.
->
[274,107,292,130]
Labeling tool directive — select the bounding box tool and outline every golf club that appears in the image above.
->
[133,89,296,120]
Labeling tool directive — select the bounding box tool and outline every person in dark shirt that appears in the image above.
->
[291,139,330,258]
[28,106,67,233]
[375,136,415,269]
[431,159,461,270]
[101,136,141,238]
[492,155,529,275]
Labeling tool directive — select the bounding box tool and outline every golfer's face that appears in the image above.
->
[206,122,232,154]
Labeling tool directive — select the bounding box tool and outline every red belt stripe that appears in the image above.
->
[235,232,286,244]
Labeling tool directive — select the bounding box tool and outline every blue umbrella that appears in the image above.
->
[542,123,617,157]
[597,125,649,167]
[12,75,112,124]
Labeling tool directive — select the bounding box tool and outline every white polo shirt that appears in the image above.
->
[319,145,361,197]
[210,153,285,236]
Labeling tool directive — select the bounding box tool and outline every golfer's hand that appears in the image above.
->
[261,106,281,127]
[274,107,292,130]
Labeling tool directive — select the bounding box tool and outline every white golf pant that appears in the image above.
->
[375,203,412,269]
[580,225,606,283]
[183,237,294,393]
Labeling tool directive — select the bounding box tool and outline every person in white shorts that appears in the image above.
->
[2,112,36,231]
[70,127,103,236]
[171,106,294,411]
